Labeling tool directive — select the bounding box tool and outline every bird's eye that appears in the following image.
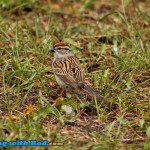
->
[55,46,61,50]
[57,47,61,50]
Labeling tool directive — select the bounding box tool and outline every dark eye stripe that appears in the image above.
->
[55,46,71,51]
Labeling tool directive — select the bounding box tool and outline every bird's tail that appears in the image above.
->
[82,83,104,100]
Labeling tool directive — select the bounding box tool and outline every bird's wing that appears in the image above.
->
[53,67,79,89]
[53,56,84,89]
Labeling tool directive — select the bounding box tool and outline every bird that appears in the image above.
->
[49,42,104,100]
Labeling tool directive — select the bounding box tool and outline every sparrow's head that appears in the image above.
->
[49,42,73,58]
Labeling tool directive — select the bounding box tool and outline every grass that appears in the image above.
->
[0,0,150,149]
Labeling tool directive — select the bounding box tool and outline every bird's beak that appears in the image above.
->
[49,47,55,53]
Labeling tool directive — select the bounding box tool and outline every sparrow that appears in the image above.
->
[49,42,104,100]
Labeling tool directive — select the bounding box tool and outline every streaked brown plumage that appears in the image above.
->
[49,42,104,100]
